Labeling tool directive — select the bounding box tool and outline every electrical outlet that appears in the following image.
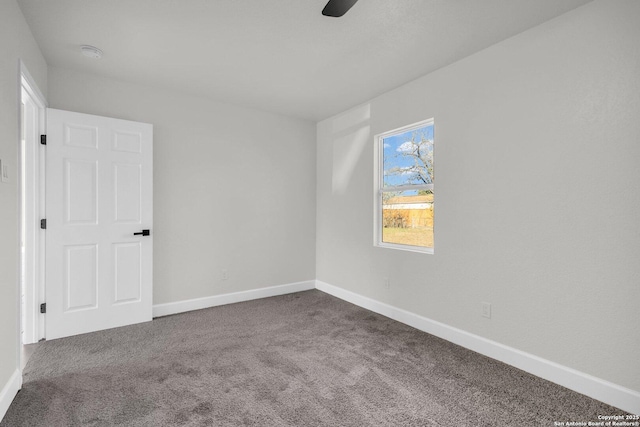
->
[482,302,491,319]
[221,269,229,280]
[384,277,390,289]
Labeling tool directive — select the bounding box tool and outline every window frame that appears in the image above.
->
[373,118,434,254]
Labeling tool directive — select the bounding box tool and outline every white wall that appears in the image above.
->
[48,67,317,305]
[0,0,47,413]
[317,0,640,394]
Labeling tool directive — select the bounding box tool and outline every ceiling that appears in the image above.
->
[17,0,592,121]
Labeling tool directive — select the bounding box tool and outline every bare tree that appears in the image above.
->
[386,130,433,188]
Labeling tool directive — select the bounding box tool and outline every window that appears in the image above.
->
[374,119,434,253]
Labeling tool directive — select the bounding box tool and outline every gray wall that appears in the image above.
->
[316,0,640,392]
[0,0,47,400]
[48,67,317,305]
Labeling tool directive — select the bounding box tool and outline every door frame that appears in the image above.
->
[19,60,47,356]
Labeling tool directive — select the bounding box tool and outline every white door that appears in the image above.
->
[45,109,153,340]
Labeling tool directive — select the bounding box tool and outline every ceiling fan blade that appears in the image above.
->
[322,0,359,17]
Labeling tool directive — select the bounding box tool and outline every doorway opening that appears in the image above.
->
[19,61,46,369]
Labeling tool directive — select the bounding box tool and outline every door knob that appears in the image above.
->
[133,229,150,236]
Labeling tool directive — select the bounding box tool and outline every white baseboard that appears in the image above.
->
[0,369,22,423]
[315,280,640,415]
[153,280,316,318]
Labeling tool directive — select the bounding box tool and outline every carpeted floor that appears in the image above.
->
[2,290,622,426]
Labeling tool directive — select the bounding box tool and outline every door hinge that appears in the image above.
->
[40,219,46,229]
[40,135,46,145]
[40,303,46,314]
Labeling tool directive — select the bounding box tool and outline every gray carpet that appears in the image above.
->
[2,290,622,426]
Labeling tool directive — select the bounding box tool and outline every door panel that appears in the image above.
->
[64,159,97,224]
[46,108,153,340]
[113,242,142,304]
[64,123,97,149]
[113,130,142,153]
[64,244,97,311]
[114,163,141,223]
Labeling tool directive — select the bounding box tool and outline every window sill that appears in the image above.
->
[375,242,434,254]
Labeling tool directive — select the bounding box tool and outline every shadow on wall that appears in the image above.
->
[331,103,371,194]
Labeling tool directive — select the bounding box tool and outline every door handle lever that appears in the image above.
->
[134,229,150,236]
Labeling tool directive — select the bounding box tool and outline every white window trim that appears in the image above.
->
[373,118,434,254]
